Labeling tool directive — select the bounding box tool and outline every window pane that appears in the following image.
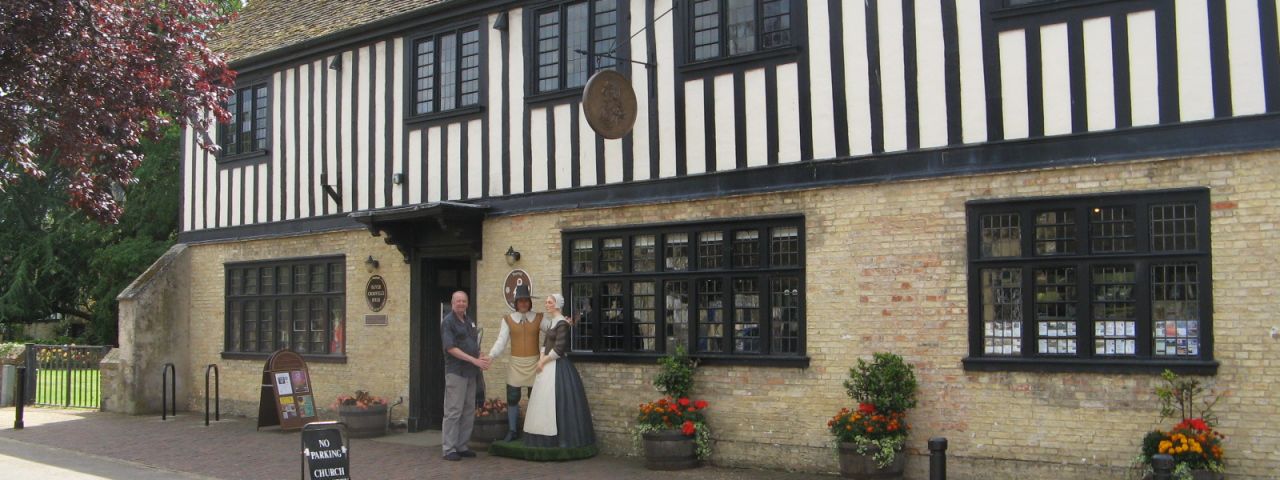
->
[310,264,325,293]
[566,3,590,88]
[1093,266,1136,356]
[601,237,624,273]
[665,233,689,271]
[759,0,791,49]
[230,269,243,296]
[981,268,1022,355]
[570,283,595,351]
[261,266,275,295]
[277,266,292,294]
[770,226,800,267]
[1034,267,1077,355]
[238,88,254,154]
[260,300,275,352]
[632,281,657,352]
[439,32,457,111]
[537,10,561,92]
[293,299,308,353]
[733,230,760,268]
[329,297,344,355]
[415,38,436,114]
[593,0,619,70]
[770,276,801,355]
[328,262,344,293]
[1090,206,1135,253]
[981,213,1021,258]
[726,0,756,55]
[224,91,238,155]
[1152,263,1199,357]
[696,278,725,353]
[572,239,595,274]
[692,0,720,60]
[1034,210,1075,255]
[245,267,259,295]
[310,298,327,353]
[228,300,242,351]
[633,235,656,272]
[277,299,291,348]
[242,300,257,351]
[459,29,481,106]
[664,280,690,353]
[600,282,625,351]
[1151,203,1198,252]
[733,278,761,353]
[698,231,724,269]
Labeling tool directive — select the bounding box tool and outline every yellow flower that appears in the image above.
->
[1158,441,1172,453]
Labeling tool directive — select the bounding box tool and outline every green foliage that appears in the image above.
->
[653,346,698,399]
[1155,369,1221,425]
[843,352,918,413]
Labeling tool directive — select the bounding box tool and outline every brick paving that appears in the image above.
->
[0,407,829,479]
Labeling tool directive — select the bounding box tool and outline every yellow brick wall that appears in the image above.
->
[180,150,1280,478]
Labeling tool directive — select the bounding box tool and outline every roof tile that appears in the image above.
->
[213,0,451,63]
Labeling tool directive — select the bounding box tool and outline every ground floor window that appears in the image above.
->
[563,216,805,363]
[964,188,1215,373]
[224,256,345,356]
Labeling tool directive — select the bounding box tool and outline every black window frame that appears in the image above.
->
[527,0,623,99]
[677,0,803,72]
[406,23,485,124]
[222,255,347,362]
[963,188,1217,375]
[218,82,271,163]
[563,216,808,368]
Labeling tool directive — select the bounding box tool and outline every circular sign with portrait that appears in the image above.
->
[582,69,638,139]
[503,270,532,311]
[365,275,387,312]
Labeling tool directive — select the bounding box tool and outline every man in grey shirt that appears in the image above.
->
[440,291,490,461]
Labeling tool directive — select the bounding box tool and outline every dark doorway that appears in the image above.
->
[409,257,472,431]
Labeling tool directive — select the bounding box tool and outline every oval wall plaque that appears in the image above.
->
[582,69,638,139]
[503,270,532,311]
[365,275,387,312]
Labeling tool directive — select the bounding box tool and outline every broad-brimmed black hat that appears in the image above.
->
[513,284,533,301]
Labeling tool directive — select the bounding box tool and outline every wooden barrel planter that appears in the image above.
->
[470,416,507,448]
[642,429,699,470]
[338,405,387,438]
[837,442,905,479]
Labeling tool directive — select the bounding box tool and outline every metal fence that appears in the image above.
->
[24,344,111,409]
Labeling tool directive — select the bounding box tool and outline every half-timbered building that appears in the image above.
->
[111,0,1280,477]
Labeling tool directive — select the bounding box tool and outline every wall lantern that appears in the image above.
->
[505,246,521,266]
[364,255,380,273]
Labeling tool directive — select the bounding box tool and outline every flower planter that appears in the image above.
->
[837,442,905,479]
[642,429,699,471]
[338,405,387,438]
[471,416,507,446]
[1142,470,1224,480]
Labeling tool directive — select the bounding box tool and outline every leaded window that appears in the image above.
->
[687,0,793,63]
[966,189,1214,372]
[225,257,345,356]
[534,0,619,94]
[221,83,269,157]
[564,217,805,361]
[412,26,481,116]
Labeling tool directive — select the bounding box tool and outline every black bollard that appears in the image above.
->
[1151,454,1174,480]
[14,366,26,429]
[928,437,948,480]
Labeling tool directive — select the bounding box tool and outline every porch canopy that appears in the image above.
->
[349,202,489,263]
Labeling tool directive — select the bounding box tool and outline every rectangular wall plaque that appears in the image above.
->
[364,314,388,326]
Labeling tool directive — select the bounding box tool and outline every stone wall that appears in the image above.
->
[175,150,1280,478]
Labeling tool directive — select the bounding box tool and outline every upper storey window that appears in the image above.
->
[687,0,793,63]
[220,83,269,159]
[532,0,620,94]
[412,25,482,117]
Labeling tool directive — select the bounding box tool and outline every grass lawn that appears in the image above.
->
[34,368,101,408]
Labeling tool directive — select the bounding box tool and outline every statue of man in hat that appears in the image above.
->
[487,283,547,441]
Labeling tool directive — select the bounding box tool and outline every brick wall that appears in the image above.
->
[179,150,1280,478]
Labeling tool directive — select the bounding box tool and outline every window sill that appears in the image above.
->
[525,87,584,107]
[678,46,802,76]
[961,356,1218,375]
[404,105,484,127]
[221,351,348,364]
[570,351,809,368]
[990,0,1117,20]
[217,150,270,166]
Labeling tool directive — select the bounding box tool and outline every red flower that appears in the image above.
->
[681,420,696,436]
[694,400,708,409]
[857,403,875,415]
[679,398,691,406]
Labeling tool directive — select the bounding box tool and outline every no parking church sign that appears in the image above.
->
[302,422,350,480]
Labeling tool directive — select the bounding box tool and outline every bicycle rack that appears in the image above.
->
[162,363,176,420]
[205,364,220,426]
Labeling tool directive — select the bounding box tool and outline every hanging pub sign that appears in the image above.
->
[302,422,350,480]
[582,69,638,139]
[257,349,319,431]
[365,275,387,312]
[503,269,532,311]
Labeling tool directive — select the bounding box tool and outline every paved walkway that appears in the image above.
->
[0,407,827,479]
